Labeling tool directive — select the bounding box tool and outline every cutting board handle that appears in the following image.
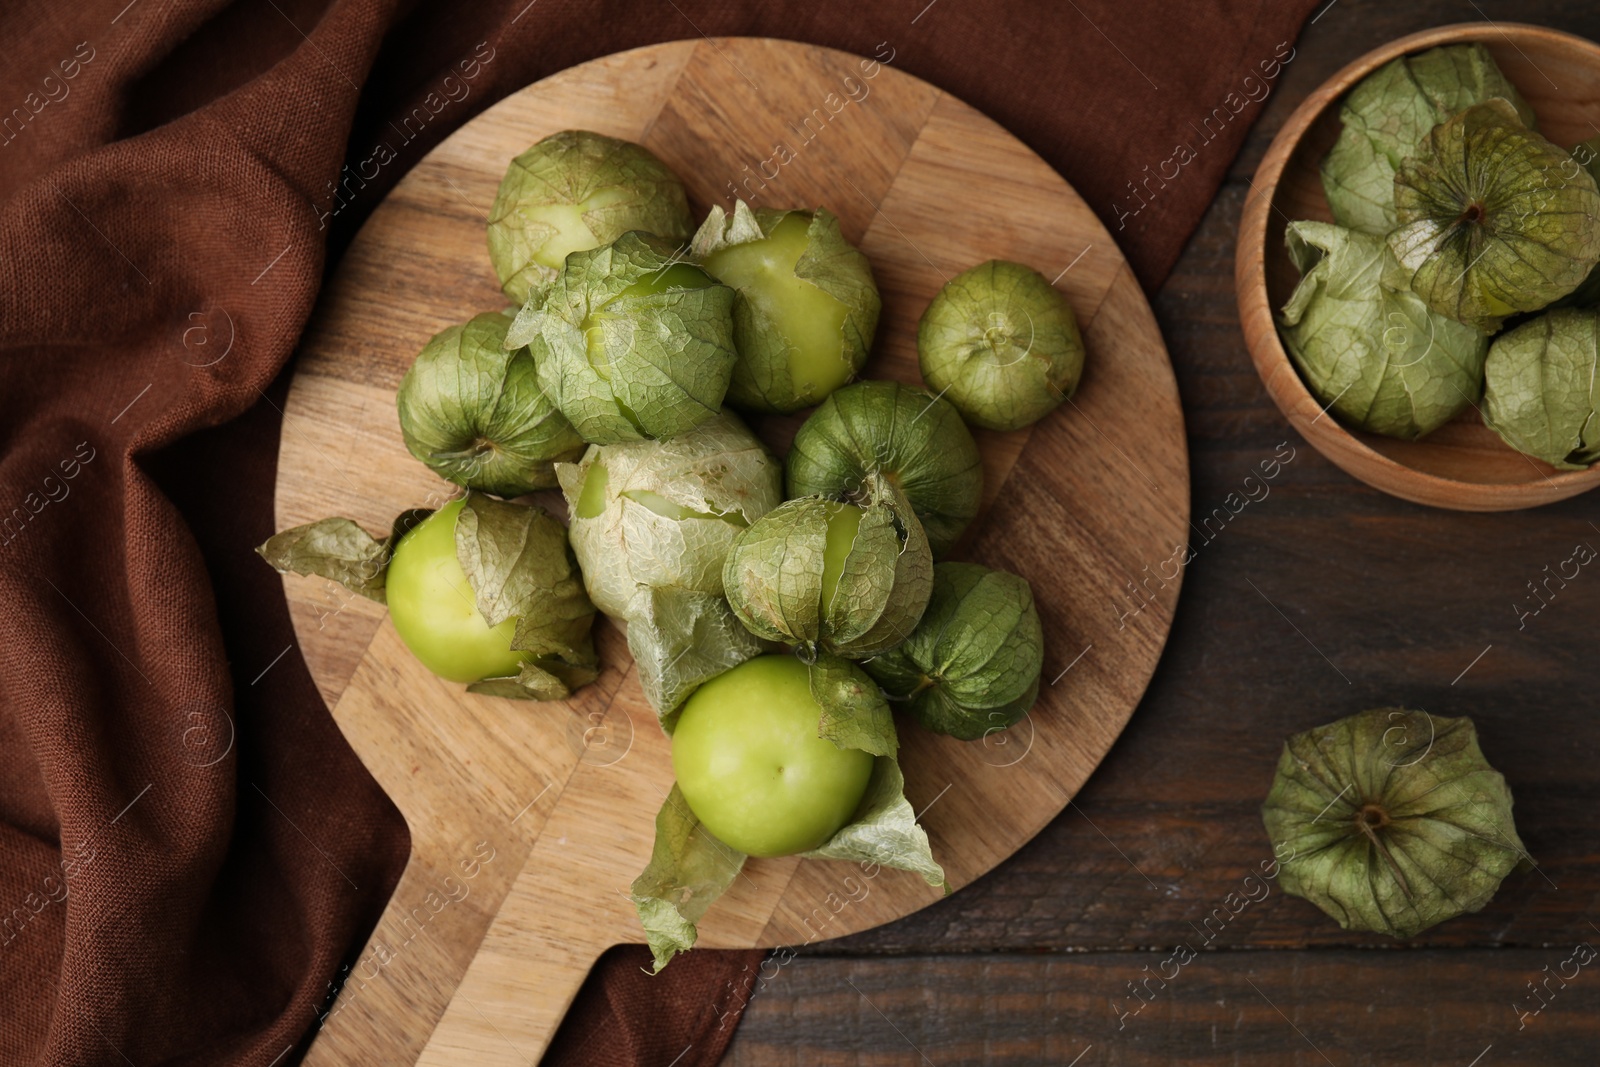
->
[517,935,612,1063]
[418,841,637,1064]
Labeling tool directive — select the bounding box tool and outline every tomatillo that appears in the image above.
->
[693,203,880,413]
[671,655,874,857]
[386,499,525,683]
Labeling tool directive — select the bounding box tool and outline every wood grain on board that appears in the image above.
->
[272,37,1188,1067]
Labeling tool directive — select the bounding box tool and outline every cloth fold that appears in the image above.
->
[0,0,1319,1063]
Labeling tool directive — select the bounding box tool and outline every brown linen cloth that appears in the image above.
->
[0,0,1320,1063]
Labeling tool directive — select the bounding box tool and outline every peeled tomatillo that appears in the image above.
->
[386,499,525,683]
[819,500,865,612]
[703,213,856,409]
[671,655,874,857]
[692,203,881,413]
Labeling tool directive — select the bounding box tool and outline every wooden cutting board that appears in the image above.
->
[272,38,1189,1066]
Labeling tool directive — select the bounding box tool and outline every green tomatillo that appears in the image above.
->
[1261,707,1526,939]
[557,412,783,618]
[670,654,875,857]
[486,130,694,304]
[397,311,584,496]
[786,380,983,558]
[386,499,525,683]
[1278,221,1488,439]
[508,231,738,445]
[1482,307,1600,469]
[631,651,943,972]
[1388,99,1600,332]
[692,202,881,413]
[256,495,598,700]
[917,259,1085,431]
[1320,43,1536,235]
[557,413,782,722]
[865,562,1043,740]
[723,475,934,659]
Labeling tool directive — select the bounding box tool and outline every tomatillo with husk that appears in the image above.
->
[786,380,982,559]
[1278,221,1489,440]
[487,130,693,304]
[723,474,933,659]
[1482,308,1600,470]
[917,259,1084,431]
[557,411,783,619]
[1261,707,1526,939]
[865,562,1043,740]
[631,651,942,973]
[1388,99,1600,332]
[508,231,737,445]
[693,202,880,413]
[1320,43,1536,235]
[386,499,526,683]
[260,495,598,699]
[397,311,584,496]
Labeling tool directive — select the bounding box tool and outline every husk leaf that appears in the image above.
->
[1278,220,1488,438]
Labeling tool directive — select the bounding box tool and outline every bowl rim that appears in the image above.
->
[1235,21,1600,511]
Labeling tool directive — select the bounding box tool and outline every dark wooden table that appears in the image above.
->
[728,2,1600,1063]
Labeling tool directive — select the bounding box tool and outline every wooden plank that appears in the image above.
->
[729,951,1600,1064]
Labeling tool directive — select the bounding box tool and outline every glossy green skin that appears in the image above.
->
[523,187,631,273]
[703,213,856,409]
[574,459,730,522]
[819,501,865,613]
[574,461,609,519]
[386,500,526,684]
[672,655,874,857]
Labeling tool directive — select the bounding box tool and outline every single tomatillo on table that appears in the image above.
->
[1261,707,1525,939]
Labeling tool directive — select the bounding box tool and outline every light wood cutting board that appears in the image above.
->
[271,37,1190,1066]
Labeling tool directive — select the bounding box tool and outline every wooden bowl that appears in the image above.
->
[1237,22,1600,511]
